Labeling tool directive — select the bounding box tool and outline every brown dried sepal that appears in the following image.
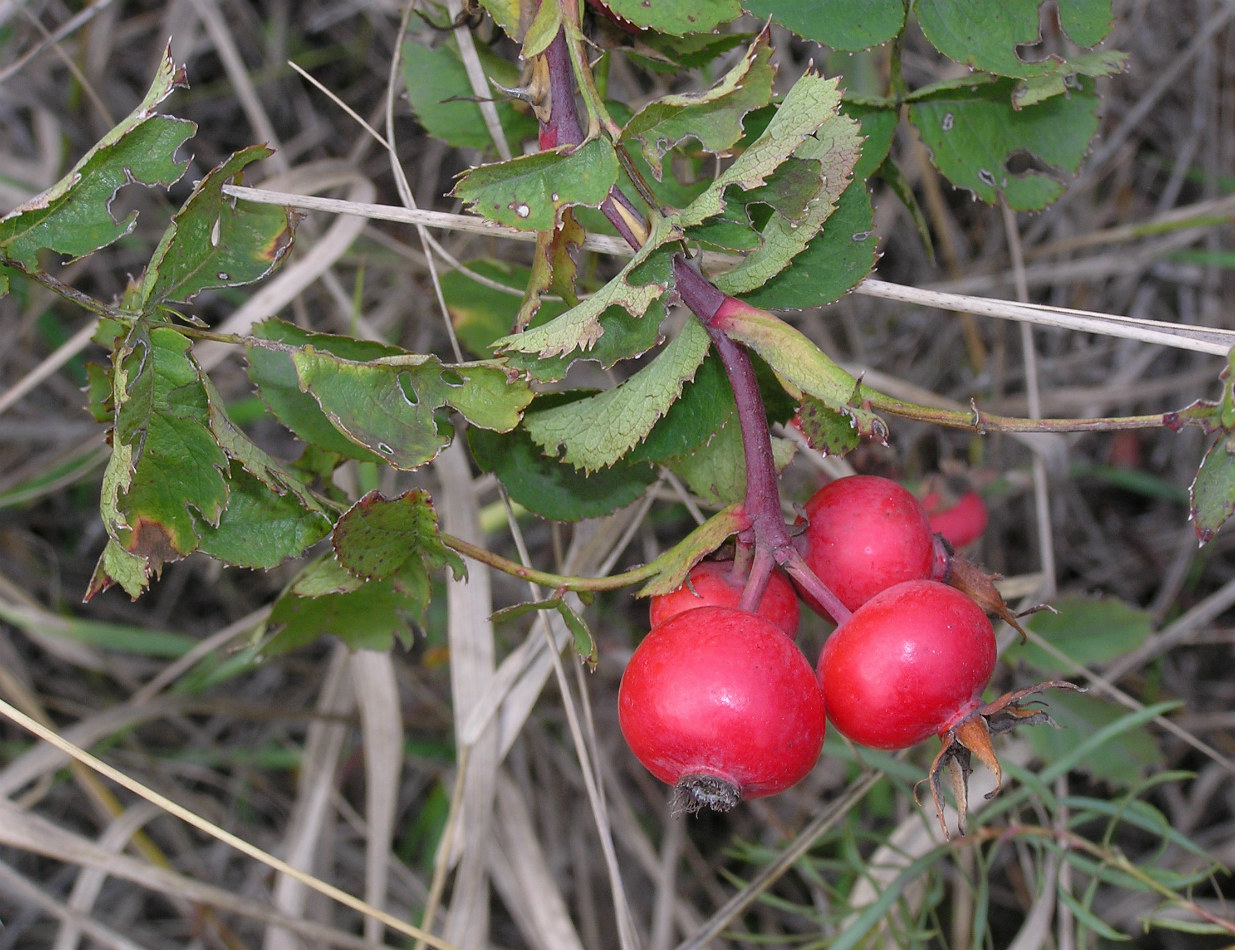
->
[944,553,1055,644]
[919,680,1083,838]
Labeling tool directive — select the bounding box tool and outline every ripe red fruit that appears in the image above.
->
[802,475,935,613]
[923,488,989,549]
[816,579,996,750]
[619,606,825,812]
[648,560,801,638]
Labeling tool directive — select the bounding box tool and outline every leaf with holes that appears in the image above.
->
[453,137,619,231]
[87,324,229,599]
[621,31,775,179]
[284,347,532,470]
[917,0,1115,78]
[522,317,711,472]
[908,77,1101,210]
[0,47,193,267]
[246,320,405,461]
[493,222,675,368]
[136,145,296,310]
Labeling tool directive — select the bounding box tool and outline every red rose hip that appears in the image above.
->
[619,606,825,812]
[648,560,801,638]
[802,475,935,612]
[816,579,996,750]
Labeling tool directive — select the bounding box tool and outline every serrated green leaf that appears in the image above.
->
[89,324,230,598]
[1031,694,1160,788]
[477,0,534,43]
[677,70,849,228]
[600,0,741,34]
[743,0,906,51]
[440,259,565,357]
[917,0,1115,78]
[628,352,734,464]
[908,78,1101,210]
[0,49,194,267]
[493,223,675,364]
[402,39,538,151]
[635,504,747,598]
[137,145,295,309]
[194,465,331,569]
[1014,595,1154,673]
[284,346,533,470]
[712,302,887,441]
[522,317,711,471]
[713,107,863,293]
[621,32,775,178]
[1012,50,1128,107]
[736,181,877,309]
[332,489,461,582]
[453,137,619,231]
[468,415,656,521]
[1189,433,1235,544]
[247,319,405,461]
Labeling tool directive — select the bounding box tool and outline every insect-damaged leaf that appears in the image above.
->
[453,137,619,231]
[87,324,229,599]
[917,0,1114,79]
[0,47,194,267]
[908,77,1101,210]
[281,346,533,470]
[522,316,711,472]
[621,32,775,179]
[137,145,296,310]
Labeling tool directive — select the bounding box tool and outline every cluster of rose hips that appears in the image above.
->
[619,475,1065,833]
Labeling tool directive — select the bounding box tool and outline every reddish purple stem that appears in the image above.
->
[538,27,852,626]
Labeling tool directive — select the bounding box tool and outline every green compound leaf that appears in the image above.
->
[712,94,863,294]
[908,77,1101,210]
[403,38,538,152]
[137,145,296,309]
[493,221,675,366]
[88,324,229,599]
[917,0,1114,78]
[621,32,775,179]
[600,0,741,34]
[736,179,877,310]
[469,415,656,521]
[332,489,463,583]
[283,347,533,471]
[0,48,194,267]
[1190,433,1235,544]
[453,137,619,231]
[523,317,711,472]
[743,0,906,51]
[194,465,332,569]
[246,319,404,461]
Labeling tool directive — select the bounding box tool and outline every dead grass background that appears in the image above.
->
[0,0,1234,947]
